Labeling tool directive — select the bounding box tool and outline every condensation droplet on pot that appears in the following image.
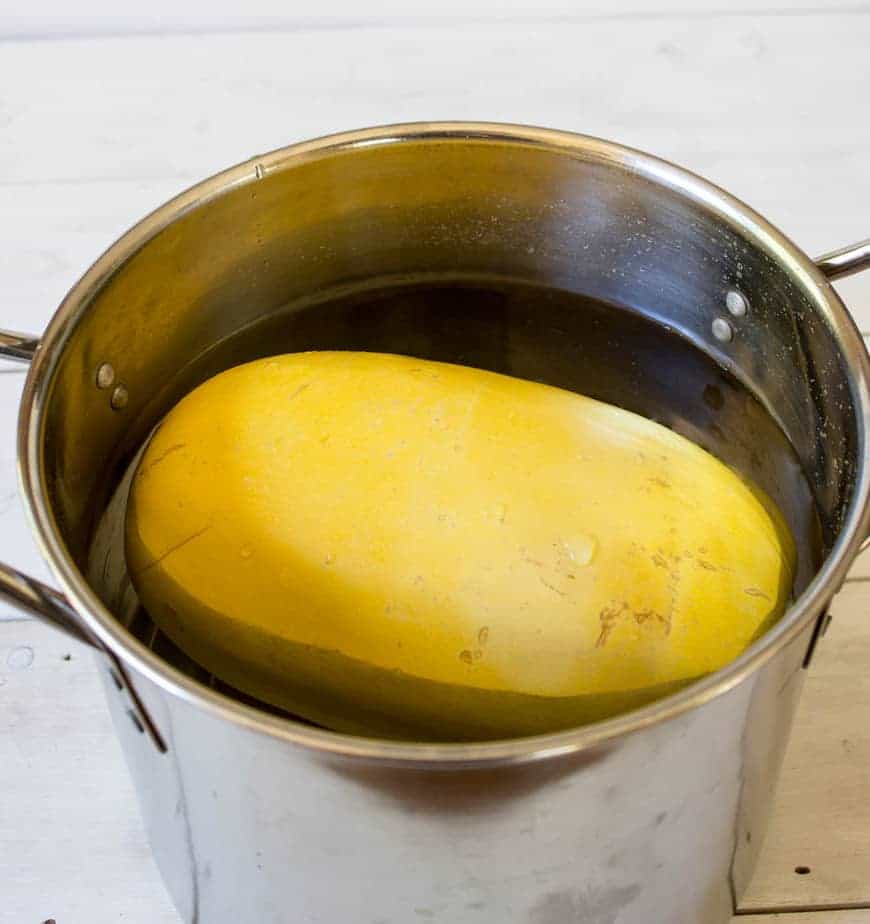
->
[712,318,734,343]
[726,290,749,317]
[96,362,115,389]
[110,384,129,410]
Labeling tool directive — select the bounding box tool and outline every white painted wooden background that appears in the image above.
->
[1,3,869,922]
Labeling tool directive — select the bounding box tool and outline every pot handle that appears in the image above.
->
[0,560,167,752]
[0,331,85,639]
[816,239,870,280]
[0,329,40,363]
[815,240,870,552]
[0,560,168,751]
[0,331,168,752]
[0,560,168,752]
[0,560,97,646]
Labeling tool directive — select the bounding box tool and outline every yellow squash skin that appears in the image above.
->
[126,351,795,740]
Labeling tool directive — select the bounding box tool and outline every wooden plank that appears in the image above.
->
[739,914,870,923]
[1,15,868,241]
[1,20,868,322]
[740,581,870,912]
[0,621,179,923]
[847,549,870,582]
[1,19,868,323]
[5,0,861,41]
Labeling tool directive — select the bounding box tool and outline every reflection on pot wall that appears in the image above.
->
[44,138,856,572]
[99,620,812,924]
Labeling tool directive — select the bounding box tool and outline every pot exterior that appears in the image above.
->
[100,622,811,924]
[18,124,862,923]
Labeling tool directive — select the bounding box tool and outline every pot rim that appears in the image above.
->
[18,121,870,767]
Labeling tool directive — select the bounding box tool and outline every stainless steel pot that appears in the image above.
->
[4,123,870,924]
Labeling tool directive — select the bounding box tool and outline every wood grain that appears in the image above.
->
[2,20,868,333]
[0,622,179,923]
[739,915,870,923]
[740,581,870,912]
[6,0,865,42]
[1,13,869,289]
[847,549,870,581]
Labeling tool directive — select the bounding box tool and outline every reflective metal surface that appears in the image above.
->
[0,560,91,645]
[4,124,870,923]
[0,328,40,363]
[816,238,870,280]
[0,557,167,751]
[102,625,811,924]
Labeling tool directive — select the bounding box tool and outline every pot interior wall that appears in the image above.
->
[38,135,857,674]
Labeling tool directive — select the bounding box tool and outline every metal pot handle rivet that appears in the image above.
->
[712,317,734,342]
[725,290,749,318]
[96,362,116,389]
